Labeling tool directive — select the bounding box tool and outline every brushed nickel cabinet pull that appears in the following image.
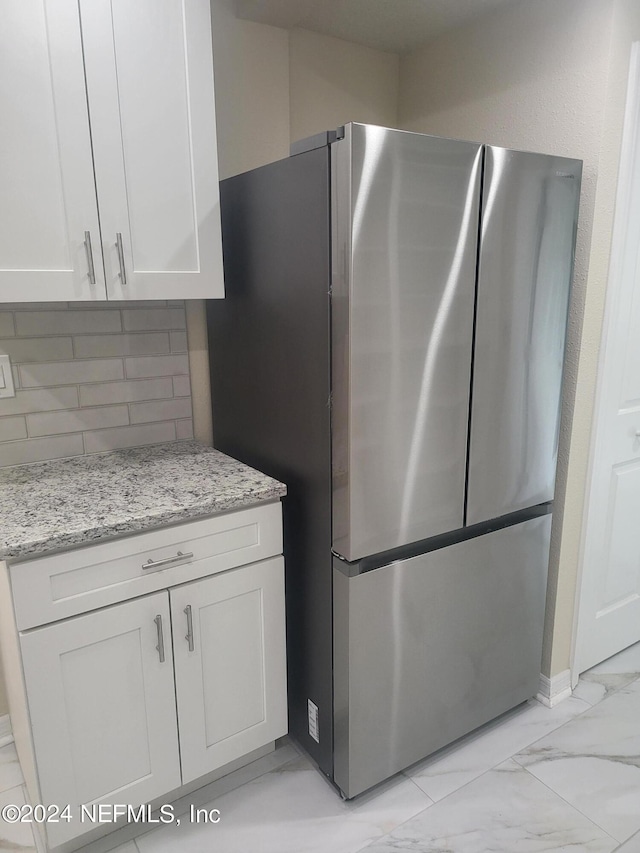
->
[143,551,194,571]
[84,231,96,285]
[154,614,165,663]
[116,232,127,285]
[184,605,195,652]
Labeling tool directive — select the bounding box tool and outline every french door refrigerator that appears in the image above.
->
[207,123,581,798]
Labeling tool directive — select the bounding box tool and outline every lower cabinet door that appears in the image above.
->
[20,591,181,847]
[171,556,288,783]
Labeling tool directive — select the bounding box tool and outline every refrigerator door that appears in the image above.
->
[332,124,483,562]
[333,514,552,798]
[467,146,581,526]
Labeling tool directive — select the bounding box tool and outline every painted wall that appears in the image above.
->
[399,0,632,678]
[289,28,399,143]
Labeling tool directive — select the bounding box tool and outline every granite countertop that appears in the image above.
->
[0,442,286,562]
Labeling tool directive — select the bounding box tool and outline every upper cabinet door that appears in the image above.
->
[466,147,582,526]
[80,0,224,300]
[0,1,106,301]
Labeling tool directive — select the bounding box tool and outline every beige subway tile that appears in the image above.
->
[27,405,129,437]
[79,377,174,407]
[0,337,73,363]
[1,303,71,311]
[125,354,189,379]
[176,418,194,440]
[0,416,27,441]
[15,310,121,336]
[0,434,84,468]
[122,308,186,332]
[169,331,188,353]
[0,313,14,337]
[172,376,191,397]
[0,387,79,416]
[68,301,166,309]
[20,359,124,388]
[11,366,20,389]
[129,398,193,424]
[84,422,175,454]
[74,333,170,359]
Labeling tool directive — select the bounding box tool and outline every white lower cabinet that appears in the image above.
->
[20,592,182,848]
[171,560,288,783]
[3,505,287,851]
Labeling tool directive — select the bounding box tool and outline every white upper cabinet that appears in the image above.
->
[0,0,224,302]
[80,0,224,300]
[0,1,105,301]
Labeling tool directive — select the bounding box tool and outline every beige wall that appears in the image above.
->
[211,0,291,180]
[399,0,637,678]
[289,28,399,143]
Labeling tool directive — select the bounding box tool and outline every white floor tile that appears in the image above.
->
[0,785,38,852]
[588,642,640,676]
[615,830,640,852]
[362,759,617,853]
[0,744,24,795]
[405,695,589,802]
[514,679,640,843]
[135,753,432,853]
[572,673,637,706]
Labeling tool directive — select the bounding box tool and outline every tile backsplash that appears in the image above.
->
[0,302,193,468]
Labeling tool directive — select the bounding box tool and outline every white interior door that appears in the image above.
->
[20,592,181,847]
[79,0,224,300]
[171,558,288,783]
[0,0,105,301]
[575,44,640,674]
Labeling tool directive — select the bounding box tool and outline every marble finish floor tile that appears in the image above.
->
[515,678,640,843]
[589,642,640,676]
[573,673,638,707]
[0,744,24,795]
[405,695,590,802]
[0,785,37,852]
[135,754,433,853]
[572,642,640,706]
[362,759,617,853]
[615,831,640,852]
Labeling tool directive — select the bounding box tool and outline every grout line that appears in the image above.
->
[516,761,622,847]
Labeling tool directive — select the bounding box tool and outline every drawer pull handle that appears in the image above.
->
[184,604,195,652]
[154,614,165,663]
[143,551,194,571]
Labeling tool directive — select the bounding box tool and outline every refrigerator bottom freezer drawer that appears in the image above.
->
[332,514,551,798]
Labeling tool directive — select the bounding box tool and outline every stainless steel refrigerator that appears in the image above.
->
[207,123,581,798]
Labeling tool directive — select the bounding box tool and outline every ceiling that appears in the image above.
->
[234,0,522,55]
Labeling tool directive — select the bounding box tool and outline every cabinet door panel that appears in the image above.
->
[80,0,224,300]
[171,557,288,783]
[20,592,180,847]
[0,0,105,300]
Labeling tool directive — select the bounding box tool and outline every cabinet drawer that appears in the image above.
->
[10,502,282,630]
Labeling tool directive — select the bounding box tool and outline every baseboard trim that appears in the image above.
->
[537,670,572,708]
[0,714,13,747]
